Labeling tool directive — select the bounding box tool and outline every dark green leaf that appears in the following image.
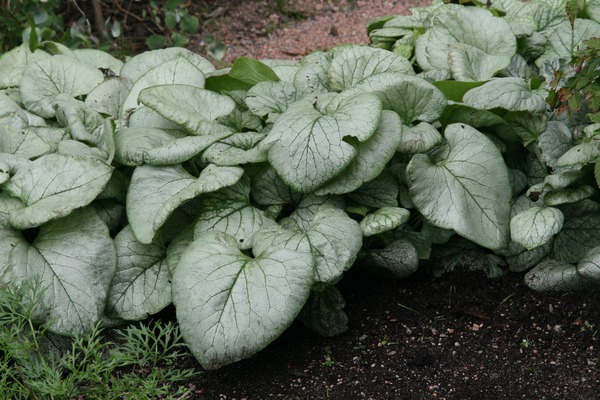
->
[432,80,487,102]
[229,57,280,85]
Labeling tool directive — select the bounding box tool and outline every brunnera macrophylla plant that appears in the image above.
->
[1,0,600,370]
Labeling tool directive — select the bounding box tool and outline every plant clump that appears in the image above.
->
[0,0,600,371]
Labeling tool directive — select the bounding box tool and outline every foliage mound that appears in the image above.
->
[1,0,600,370]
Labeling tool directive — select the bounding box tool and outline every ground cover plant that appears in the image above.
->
[1,0,600,375]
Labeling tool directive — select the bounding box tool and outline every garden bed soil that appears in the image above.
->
[183,268,600,399]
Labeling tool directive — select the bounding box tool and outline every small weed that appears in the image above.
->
[321,347,336,367]
[379,335,397,346]
[397,302,421,315]
[145,0,200,50]
[520,338,532,349]
[580,321,598,336]
[0,277,199,399]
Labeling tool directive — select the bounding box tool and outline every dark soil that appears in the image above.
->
[183,268,600,399]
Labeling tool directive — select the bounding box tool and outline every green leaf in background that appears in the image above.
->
[6,154,113,229]
[432,80,487,102]
[510,207,564,250]
[407,123,511,250]
[146,34,166,50]
[181,15,200,34]
[229,57,280,86]
[172,231,314,370]
[126,164,244,244]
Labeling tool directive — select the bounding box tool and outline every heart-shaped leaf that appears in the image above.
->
[264,93,382,193]
[172,231,314,370]
[407,123,511,250]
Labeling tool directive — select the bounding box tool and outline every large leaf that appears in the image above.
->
[360,238,419,278]
[538,121,574,168]
[119,47,215,88]
[536,19,600,67]
[19,55,105,118]
[360,207,410,237]
[510,207,564,250]
[139,85,235,135]
[298,286,348,337]
[0,125,53,159]
[85,78,129,120]
[553,213,600,263]
[264,93,382,193]
[4,208,116,335]
[336,72,446,124]
[407,123,511,250]
[328,45,414,91]
[415,7,516,80]
[252,205,362,284]
[126,164,243,244]
[347,169,399,208]
[121,58,207,115]
[577,246,600,283]
[315,110,402,195]
[5,154,113,229]
[245,81,302,123]
[525,260,589,291]
[193,176,277,250]
[53,95,115,162]
[229,57,280,85]
[0,43,49,88]
[107,225,171,320]
[397,122,443,154]
[114,127,232,166]
[462,78,547,112]
[200,132,270,166]
[172,231,314,370]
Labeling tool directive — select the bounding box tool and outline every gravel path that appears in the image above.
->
[194,0,428,62]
